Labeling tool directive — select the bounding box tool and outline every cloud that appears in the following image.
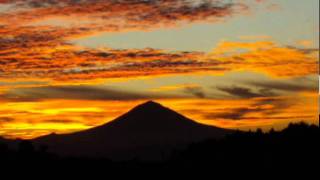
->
[0,85,184,101]
[1,94,317,138]
[183,86,206,98]
[214,75,318,99]
[210,41,318,77]
[0,0,250,42]
[44,119,80,124]
[0,0,316,83]
[248,77,318,92]
[297,40,313,48]
[0,117,15,127]
[203,97,294,120]
[0,45,229,81]
[0,0,265,83]
[1,0,248,27]
[216,85,276,98]
[0,117,14,122]
[0,40,317,83]
[206,107,264,120]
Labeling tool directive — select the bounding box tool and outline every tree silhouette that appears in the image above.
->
[0,122,318,174]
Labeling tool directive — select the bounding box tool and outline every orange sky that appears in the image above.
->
[0,0,319,139]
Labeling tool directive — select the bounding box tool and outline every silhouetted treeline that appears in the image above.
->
[0,122,318,173]
[169,122,319,172]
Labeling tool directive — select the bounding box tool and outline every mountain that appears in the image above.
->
[33,101,233,160]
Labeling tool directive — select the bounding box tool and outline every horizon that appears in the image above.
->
[0,0,319,139]
[1,100,318,140]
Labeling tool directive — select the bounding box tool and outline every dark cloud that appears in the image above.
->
[248,79,318,92]
[254,97,293,116]
[0,117,15,127]
[0,0,248,29]
[216,75,318,100]
[0,117,14,122]
[1,85,183,101]
[286,46,319,54]
[203,97,294,120]
[183,86,206,98]
[3,0,242,17]
[44,119,80,124]
[216,85,277,98]
[205,107,264,120]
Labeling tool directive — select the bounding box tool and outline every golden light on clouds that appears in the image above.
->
[0,0,318,139]
[210,41,318,77]
[0,91,318,139]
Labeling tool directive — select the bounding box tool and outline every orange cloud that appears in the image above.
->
[0,0,251,45]
[210,41,318,77]
[297,40,313,47]
[0,1,317,140]
[1,40,317,83]
[1,93,317,139]
[0,0,249,26]
[0,99,143,139]
[2,1,309,83]
[3,0,246,84]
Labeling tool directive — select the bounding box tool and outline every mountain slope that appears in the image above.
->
[34,101,233,160]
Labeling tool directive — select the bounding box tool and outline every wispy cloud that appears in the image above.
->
[0,0,248,27]
[1,0,316,83]
[0,0,318,139]
[0,39,318,82]
[0,84,186,102]
[204,97,294,120]
[216,85,276,99]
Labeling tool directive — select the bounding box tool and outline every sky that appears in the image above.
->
[0,0,319,139]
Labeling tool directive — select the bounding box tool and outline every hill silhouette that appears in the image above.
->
[1,101,318,174]
[0,122,318,175]
[33,101,233,160]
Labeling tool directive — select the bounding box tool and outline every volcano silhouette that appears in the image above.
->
[34,101,233,160]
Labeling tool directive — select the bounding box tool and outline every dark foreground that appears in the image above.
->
[0,122,318,175]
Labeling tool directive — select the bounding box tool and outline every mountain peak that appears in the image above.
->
[129,100,168,113]
[114,100,183,125]
[34,100,233,160]
[136,100,163,108]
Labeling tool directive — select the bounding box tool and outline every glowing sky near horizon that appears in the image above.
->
[0,0,319,139]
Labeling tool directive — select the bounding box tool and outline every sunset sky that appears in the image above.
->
[0,0,318,139]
